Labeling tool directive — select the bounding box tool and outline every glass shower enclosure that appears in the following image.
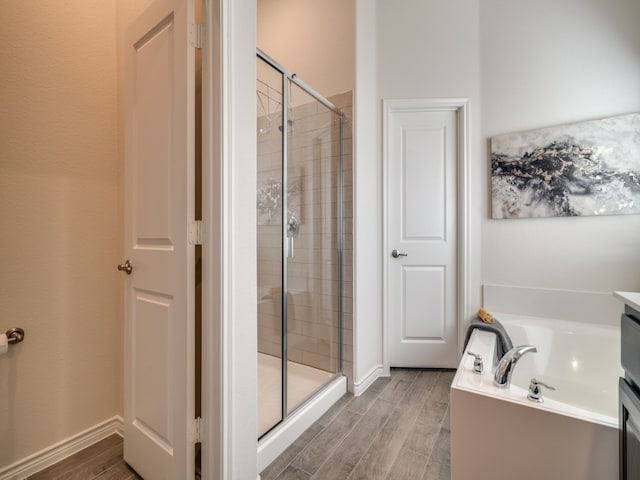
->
[256,50,344,438]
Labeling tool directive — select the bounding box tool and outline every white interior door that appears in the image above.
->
[385,102,459,368]
[122,0,195,478]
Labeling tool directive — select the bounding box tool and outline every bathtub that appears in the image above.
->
[451,313,622,480]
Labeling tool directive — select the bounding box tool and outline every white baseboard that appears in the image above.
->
[353,364,386,396]
[0,416,124,480]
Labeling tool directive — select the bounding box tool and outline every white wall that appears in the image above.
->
[368,0,484,375]
[355,0,640,384]
[353,0,382,387]
[257,0,355,97]
[0,1,121,468]
[481,0,640,293]
[376,0,481,100]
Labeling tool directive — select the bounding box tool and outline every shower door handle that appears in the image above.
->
[286,218,299,259]
[287,236,294,258]
[391,249,408,258]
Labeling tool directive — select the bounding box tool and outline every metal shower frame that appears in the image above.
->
[256,48,345,435]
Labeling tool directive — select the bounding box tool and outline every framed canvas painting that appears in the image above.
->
[491,113,640,219]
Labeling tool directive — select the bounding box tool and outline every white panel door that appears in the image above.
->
[386,105,458,367]
[122,0,195,478]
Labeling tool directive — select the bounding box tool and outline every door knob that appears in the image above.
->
[391,249,408,258]
[117,259,133,274]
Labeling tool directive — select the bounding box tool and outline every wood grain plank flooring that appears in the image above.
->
[28,435,142,480]
[261,368,455,480]
[31,368,453,480]
[310,397,394,479]
[347,382,429,480]
[291,408,363,474]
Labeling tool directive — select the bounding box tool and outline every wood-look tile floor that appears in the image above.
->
[261,368,454,480]
[27,434,142,480]
[27,369,452,480]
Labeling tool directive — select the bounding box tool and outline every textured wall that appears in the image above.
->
[0,1,121,468]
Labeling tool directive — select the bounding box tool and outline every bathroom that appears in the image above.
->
[1,0,640,479]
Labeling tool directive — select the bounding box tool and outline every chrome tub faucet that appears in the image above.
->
[493,345,537,388]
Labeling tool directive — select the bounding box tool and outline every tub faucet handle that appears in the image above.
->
[466,351,485,375]
[527,378,555,403]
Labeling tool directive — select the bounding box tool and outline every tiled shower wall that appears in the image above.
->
[257,91,353,385]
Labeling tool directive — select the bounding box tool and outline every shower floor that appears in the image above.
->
[258,352,334,437]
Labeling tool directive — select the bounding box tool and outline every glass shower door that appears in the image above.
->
[284,82,342,414]
[256,58,284,437]
[256,51,343,439]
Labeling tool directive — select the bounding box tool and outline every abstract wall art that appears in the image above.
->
[491,113,640,219]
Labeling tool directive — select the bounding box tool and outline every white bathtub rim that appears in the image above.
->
[453,327,619,429]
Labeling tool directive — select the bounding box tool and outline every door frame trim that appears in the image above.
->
[201,0,222,478]
[202,0,259,478]
[382,97,470,371]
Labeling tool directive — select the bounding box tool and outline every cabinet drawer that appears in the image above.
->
[622,313,640,389]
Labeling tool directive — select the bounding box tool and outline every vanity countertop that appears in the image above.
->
[614,291,640,313]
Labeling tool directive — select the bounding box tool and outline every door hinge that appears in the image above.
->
[190,23,203,49]
[188,220,204,245]
[192,416,202,444]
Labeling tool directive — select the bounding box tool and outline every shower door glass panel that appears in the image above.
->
[257,58,283,437]
[285,82,341,414]
[257,52,343,439]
